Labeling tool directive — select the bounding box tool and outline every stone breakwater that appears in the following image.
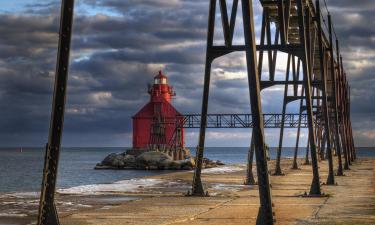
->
[95,150,224,170]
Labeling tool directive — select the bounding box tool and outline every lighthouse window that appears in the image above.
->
[155,78,167,84]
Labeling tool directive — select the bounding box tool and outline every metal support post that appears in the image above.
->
[334,39,344,175]
[297,0,321,195]
[293,85,304,169]
[245,132,256,185]
[274,54,291,176]
[191,0,216,196]
[37,1,75,224]
[242,0,274,223]
[317,2,334,185]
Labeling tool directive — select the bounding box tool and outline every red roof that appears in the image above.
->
[133,98,182,118]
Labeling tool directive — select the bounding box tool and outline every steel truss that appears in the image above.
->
[191,0,274,224]
[180,113,309,128]
[140,113,311,129]
[192,0,355,224]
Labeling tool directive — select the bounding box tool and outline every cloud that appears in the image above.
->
[0,0,373,147]
[323,1,375,146]
[0,0,209,147]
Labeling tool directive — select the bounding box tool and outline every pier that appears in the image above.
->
[56,158,373,225]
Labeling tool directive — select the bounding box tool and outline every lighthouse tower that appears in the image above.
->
[132,71,185,155]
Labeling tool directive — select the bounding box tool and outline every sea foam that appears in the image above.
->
[57,178,163,195]
[201,166,244,174]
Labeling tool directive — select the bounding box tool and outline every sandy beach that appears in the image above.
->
[0,158,374,225]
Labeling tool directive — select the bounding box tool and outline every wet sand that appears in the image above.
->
[1,158,374,225]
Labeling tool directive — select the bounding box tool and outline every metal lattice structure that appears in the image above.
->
[181,113,310,128]
[140,113,310,129]
[191,0,356,224]
[191,1,274,224]
[37,0,356,224]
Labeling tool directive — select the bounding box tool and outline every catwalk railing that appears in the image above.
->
[179,113,310,128]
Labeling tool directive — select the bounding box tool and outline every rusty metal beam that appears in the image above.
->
[317,0,335,185]
[334,38,344,175]
[292,85,305,169]
[191,0,216,197]
[242,0,274,223]
[274,54,292,176]
[297,0,321,195]
[37,0,75,224]
[245,132,256,185]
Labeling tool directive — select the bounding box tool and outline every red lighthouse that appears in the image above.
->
[132,71,185,154]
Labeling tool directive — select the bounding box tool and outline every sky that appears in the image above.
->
[0,0,373,147]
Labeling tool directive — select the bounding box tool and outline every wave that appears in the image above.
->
[1,192,40,198]
[201,165,245,174]
[57,178,163,195]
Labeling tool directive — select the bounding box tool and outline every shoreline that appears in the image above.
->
[0,162,248,224]
[0,158,374,224]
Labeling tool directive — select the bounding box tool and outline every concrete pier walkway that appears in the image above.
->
[59,158,375,225]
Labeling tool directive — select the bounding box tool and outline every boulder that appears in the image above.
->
[181,159,194,170]
[216,160,225,166]
[135,151,173,169]
[184,157,195,168]
[136,151,172,162]
[123,154,136,166]
[168,160,184,170]
[181,164,193,170]
[101,153,124,167]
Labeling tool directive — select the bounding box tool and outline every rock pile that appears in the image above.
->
[95,151,224,170]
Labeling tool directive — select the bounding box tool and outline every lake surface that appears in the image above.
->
[0,147,373,193]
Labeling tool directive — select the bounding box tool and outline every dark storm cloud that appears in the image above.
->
[325,0,375,146]
[71,13,206,50]
[83,0,182,9]
[0,11,60,140]
[327,0,375,9]
[78,48,205,65]
[0,0,211,146]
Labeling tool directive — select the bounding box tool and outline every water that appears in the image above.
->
[0,147,373,193]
